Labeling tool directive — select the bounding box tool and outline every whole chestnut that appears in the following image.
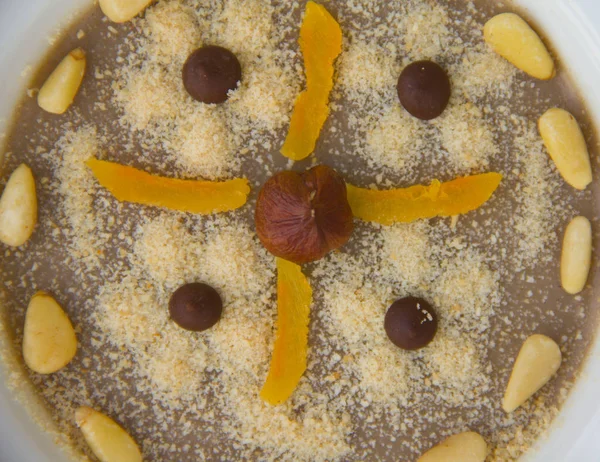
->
[255,165,354,264]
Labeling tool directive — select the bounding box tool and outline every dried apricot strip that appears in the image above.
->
[86,158,250,214]
[260,258,313,405]
[280,2,342,161]
[347,173,502,225]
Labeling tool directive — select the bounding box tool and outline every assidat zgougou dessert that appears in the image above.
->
[0,0,597,461]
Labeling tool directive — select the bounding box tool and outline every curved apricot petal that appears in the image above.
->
[86,158,250,214]
[347,172,502,225]
[260,258,312,405]
[280,2,342,161]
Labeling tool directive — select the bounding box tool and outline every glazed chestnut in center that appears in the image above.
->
[255,165,354,264]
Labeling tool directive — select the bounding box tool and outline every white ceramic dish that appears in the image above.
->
[1,0,600,460]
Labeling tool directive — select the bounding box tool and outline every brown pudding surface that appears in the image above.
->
[1,0,599,460]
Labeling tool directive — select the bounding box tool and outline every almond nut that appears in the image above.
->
[37,48,86,114]
[75,407,142,462]
[23,292,77,374]
[502,334,561,413]
[99,0,153,23]
[417,431,487,462]
[538,108,592,190]
[484,13,555,80]
[561,216,592,294]
[0,164,37,247]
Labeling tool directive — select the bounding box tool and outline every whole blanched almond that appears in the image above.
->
[539,108,592,190]
[561,216,592,294]
[37,48,86,114]
[99,0,153,23]
[502,334,561,413]
[417,432,487,462]
[75,407,142,462]
[484,13,555,80]
[23,292,77,374]
[0,164,37,247]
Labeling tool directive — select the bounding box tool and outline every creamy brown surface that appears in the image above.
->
[1,0,599,460]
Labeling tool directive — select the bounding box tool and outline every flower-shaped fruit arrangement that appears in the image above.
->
[78,1,503,407]
[4,0,592,460]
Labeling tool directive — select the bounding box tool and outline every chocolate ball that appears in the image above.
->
[384,297,438,350]
[169,283,223,332]
[182,46,242,104]
[397,60,451,120]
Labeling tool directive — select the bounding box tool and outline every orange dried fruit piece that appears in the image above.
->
[280,1,342,161]
[86,158,250,214]
[260,258,313,405]
[347,172,502,225]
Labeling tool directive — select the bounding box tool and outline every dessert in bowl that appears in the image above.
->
[0,0,599,460]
